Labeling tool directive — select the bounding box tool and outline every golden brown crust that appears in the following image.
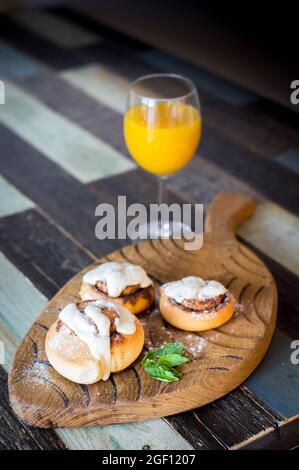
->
[159,288,235,332]
[79,282,155,315]
[45,317,144,384]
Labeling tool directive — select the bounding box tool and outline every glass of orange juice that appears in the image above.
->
[124,73,201,237]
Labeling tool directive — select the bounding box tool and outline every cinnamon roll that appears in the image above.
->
[79,262,155,315]
[45,299,144,384]
[159,276,235,331]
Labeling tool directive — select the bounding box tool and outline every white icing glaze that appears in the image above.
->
[83,262,152,297]
[163,276,227,303]
[58,299,136,380]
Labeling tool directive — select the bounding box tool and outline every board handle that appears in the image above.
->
[204,192,256,242]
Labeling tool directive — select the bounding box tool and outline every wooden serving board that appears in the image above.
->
[8,192,278,428]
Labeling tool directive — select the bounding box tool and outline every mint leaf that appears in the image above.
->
[158,354,189,367]
[143,342,184,362]
[142,342,188,382]
[143,361,181,382]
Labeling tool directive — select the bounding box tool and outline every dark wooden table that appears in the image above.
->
[0,6,299,450]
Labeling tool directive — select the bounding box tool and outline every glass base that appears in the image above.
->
[129,221,193,240]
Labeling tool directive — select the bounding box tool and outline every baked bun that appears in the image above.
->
[159,276,235,332]
[45,300,144,384]
[79,262,154,315]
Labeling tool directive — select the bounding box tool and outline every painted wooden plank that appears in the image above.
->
[0,253,192,449]
[0,81,134,183]
[0,16,89,70]
[57,420,192,450]
[138,49,257,107]
[246,330,299,418]
[193,387,279,449]
[276,149,299,175]
[0,175,34,217]
[0,122,125,258]
[0,209,93,299]
[16,71,127,157]
[0,41,44,79]
[61,64,128,113]
[10,9,100,49]
[238,202,299,277]
[0,322,18,373]
[0,253,47,340]
[243,243,299,340]
[199,126,299,217]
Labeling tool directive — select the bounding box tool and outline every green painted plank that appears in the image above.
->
[61,64,128,113]
[0,81,134,183]
[238,202,299,277]
[0,41,44,79]
[0,175,34,217]
[10,9,100,49]
[246,330,299,418]
[0,253,192,450]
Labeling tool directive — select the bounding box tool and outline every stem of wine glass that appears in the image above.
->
[158,175,168,205]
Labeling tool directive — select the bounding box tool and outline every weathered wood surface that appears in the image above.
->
[0,252,192,450]
[0,368,65,450]
[9,193,278,428]
[0,5,299,449]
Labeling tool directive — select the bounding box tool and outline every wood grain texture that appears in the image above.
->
[238,202,299,277]
[242,242,299,339]
[246,330,299,418]
[0,123,126,257]
[0,209,92,299]
[16,70,127,157]
[0,367,65,450]
[57,419,192,450]
[0,175,34,218]
[0,252,192,450]
[193,386,280,449]
[0,81,134,184]
[0,203,289,448]
[8,193,278,428]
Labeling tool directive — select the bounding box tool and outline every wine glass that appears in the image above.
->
[124,73,201,238]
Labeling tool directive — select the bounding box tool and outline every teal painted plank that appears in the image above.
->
[0,253,192,450]
[246,330,299,418]
[0,81,134,183]
[57,420,192,450]
[10,9,100,49]
[61,64,128,113]
[0,252,47,340]
[0,321,19,372]
[138,49,257,106]
[0,41,44,79]
[238,202,299,277]
[0,175,34,217]
[276,149,299,175]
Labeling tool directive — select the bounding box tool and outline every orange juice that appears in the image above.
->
[124,102,201,175]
